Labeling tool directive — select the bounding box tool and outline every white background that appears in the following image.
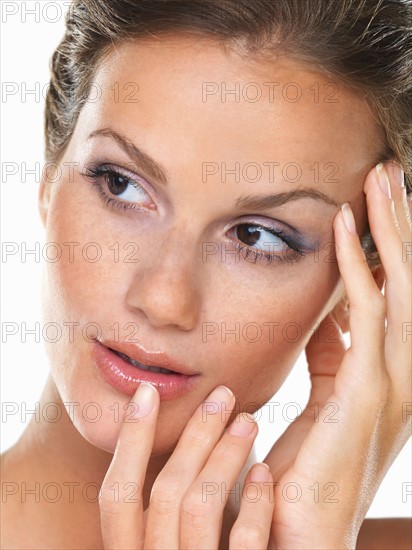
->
[1,1,411,518]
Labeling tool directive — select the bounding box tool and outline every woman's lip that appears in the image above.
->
[96,337,199,376]
[92,340,200,399]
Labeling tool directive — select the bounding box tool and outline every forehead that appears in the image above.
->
[76,34,384,203]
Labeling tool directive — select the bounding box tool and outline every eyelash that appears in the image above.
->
[82,164,148,212]
[82,164,307,265]
[229,229,306,265]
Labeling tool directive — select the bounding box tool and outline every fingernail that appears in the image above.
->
[249,463,271,482]
[376,163,392,198]
[130,383,157,418]
[386,163,405,188]
[228,412,256,437]
[203,385,235,415]
[341,203,356,235]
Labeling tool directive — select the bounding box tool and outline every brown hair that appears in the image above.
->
[45,0,412,264]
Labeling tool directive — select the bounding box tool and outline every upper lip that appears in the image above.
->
[96,338,200,376]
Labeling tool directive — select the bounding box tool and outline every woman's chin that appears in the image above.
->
[69,406,190,457]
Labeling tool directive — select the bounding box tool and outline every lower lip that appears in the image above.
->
[92,340,200,399]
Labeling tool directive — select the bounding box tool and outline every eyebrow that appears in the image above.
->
[87,128,170,186]
[235,189,339,210]
[87,128,339,209]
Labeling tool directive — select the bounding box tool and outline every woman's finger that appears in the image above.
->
[265,314,346,482]
[229,463,274,550]
[287,202,390,484]
[385,162,412,239]
[99,382,160,550]
[364,164,411,303]
[333,201,387,368]
[179,413,258,549]
[144,385,235,548]
[304,313,346,400]
[363,162,411,386]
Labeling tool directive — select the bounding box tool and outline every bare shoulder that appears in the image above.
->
[356,518,412,550]
[1,449,24,549]
[0,447,57,550]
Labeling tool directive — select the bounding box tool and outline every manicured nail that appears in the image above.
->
[249,463,271,482]
[203,385,235,415]
[228,413,256,436]
[130,383,157,418]
[386,163,405,188]
[341,203,356,235]
[376,163,392,198]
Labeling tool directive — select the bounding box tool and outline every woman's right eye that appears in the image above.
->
[82,165,154,211]
[103,170,148,203]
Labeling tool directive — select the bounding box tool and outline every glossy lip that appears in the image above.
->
[97,338,200,375]
[92,339,201,399]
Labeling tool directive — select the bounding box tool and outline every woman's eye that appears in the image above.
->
[104,171,149,203]
[234,224,289,254]
[82,164,155,211]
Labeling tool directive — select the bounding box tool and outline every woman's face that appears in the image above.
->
[39,35,383,455]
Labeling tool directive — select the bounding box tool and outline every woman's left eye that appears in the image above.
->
[227,223,305,263]
[235,224,286,252]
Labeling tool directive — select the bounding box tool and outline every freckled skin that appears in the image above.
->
[40,34,383,458]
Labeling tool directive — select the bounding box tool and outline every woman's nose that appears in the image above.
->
[124,244,201,331]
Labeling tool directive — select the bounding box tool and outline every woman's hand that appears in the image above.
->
[99,383,274,549]
[264,162,411,549]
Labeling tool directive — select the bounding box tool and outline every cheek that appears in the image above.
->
[202,255,341,410]
[41,183,136,445]
[43,181,131,327]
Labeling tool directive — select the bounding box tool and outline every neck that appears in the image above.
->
[4,374,172,532]
[4,374,252,548]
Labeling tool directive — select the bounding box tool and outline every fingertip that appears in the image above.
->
[332,206,354,261]
[341,203,357,235]
[363,164,376,195]
[332,206,341,230]
[249,463,272,483]
[130,382,159,419]
[332,207,345,247]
